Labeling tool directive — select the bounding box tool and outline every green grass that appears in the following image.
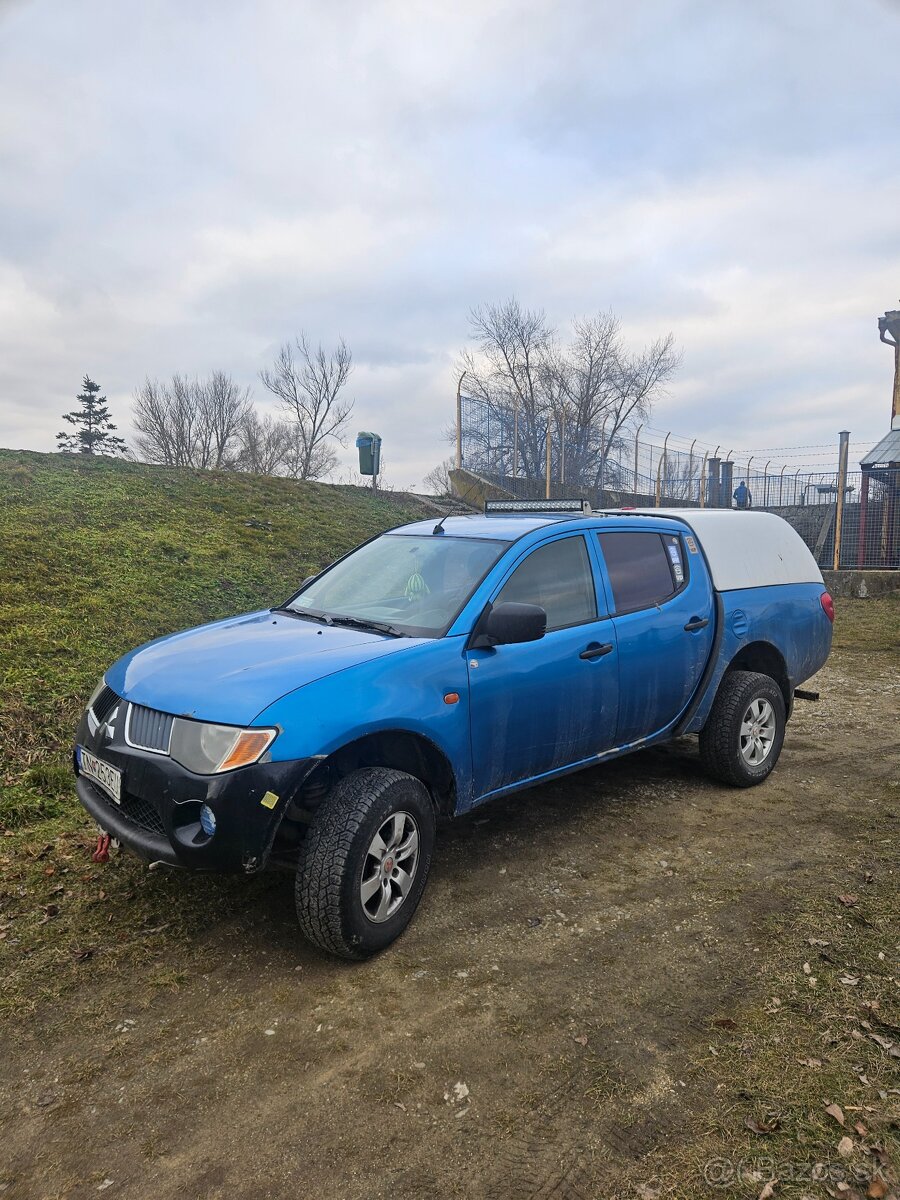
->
[0,450,427,829]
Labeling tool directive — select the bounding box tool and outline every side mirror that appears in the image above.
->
[470,602,547,649]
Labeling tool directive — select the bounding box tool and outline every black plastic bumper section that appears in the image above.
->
[73,710,319,872]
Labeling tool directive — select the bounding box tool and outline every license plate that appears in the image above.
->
[78,746,122,804]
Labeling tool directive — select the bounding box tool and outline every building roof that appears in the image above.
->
[860,425,900,467]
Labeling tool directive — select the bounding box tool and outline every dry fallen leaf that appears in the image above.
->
[825,1103,846,1126]
[837,1135,854,1158]
[713,1018,738,1030]
[867,1177,887,1198]
[837,894,858,907]
[758,1182,777,1200]
[573,1034,588,1046]
[744,1114,781,1135]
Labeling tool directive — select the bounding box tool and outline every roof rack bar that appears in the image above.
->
[484,498,592,515]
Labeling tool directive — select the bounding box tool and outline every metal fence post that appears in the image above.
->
[545,426,551,499]
[633,425,642,498]
[455,371,466,471]
[833,431,850,570]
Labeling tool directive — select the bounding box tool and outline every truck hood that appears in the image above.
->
[105,610,418,725]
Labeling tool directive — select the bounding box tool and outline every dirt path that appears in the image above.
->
[2,618,898,1200]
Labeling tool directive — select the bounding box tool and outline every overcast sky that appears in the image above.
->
[1,0,899,485]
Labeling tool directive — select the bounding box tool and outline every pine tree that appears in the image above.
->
[56,376,127,456]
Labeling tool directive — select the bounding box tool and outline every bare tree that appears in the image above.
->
[199,371,253,469]
[423,456,454,496]
[259,335,353,480]
[457,299,679,492]
[236,408,294,476]
[133,372,251,469]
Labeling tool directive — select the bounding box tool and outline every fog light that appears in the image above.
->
[199,804,217,837]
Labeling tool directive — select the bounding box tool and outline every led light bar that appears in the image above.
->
[484,498,592,515]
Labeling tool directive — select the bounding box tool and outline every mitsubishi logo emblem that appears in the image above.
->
[104,704,120,741]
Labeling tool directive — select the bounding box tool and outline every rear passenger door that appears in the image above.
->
[467,533,618,798]
[594,528,714,745]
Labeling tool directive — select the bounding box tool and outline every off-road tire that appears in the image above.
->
[699,670,786,788]
[295,767,435,959]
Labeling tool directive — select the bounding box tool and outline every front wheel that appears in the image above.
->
[699,670,786,787]
[295,767,435,959]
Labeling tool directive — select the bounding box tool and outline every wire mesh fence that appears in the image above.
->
[457,394,900,570]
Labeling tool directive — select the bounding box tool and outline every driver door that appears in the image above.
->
[467,533,619,799]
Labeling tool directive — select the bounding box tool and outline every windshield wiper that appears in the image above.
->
[272,607,333,625]
[327,615,405,637]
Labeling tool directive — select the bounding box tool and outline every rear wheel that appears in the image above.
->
[295,767,435,959]
[699,670,786,787]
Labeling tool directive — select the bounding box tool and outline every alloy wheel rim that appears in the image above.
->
[360,811,420,923]
[739,697,776,765]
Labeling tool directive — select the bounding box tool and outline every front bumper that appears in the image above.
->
[73,710,319,872]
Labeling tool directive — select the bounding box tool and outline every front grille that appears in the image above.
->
[91,685,119,724]
[126,703,174,754]
[120,791,167,837]
[88,781,168,840]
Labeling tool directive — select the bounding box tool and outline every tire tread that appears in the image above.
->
[699,670,785,788]
[295,767,427,959]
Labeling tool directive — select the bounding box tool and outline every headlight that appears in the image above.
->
[86,677,106,713]
[169,719,277,775]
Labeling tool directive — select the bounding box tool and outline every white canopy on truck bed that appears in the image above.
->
[627,509,825,592]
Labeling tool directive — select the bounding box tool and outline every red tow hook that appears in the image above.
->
[92,833,111,863]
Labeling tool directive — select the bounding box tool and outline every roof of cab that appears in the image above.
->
[389,514,567,540]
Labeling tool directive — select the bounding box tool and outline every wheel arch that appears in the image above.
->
[299,729,458,818]
[724,641,791,713]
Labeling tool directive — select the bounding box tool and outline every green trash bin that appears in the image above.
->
[356,432,382,476]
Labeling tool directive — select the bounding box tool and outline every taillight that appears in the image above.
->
[820,592,835,623]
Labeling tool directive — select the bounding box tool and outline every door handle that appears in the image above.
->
[683,617,710,632]
[580,642,614,660]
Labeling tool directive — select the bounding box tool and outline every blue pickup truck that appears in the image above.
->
[73,500,834,958]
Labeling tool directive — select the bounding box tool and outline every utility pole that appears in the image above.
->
[878,309,900,428]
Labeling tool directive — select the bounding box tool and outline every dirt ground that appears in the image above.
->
[1,603,898,1200]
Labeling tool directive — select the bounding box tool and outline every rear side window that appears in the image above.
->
[597,531,686,614]
[496,536,597,630]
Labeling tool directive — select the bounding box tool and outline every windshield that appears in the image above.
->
[287,534,508,637]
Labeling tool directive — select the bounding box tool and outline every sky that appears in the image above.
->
[1,0,899,486]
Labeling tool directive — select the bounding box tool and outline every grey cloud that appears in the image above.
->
[1,0,898,485]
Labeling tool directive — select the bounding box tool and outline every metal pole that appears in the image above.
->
[633,424,642,499]
[779,464,786,506]
[699,452,708,507]
[455,371,466,471]
[794,467,802,506]
[763,460,771,508]
[545,426,551,500]
[857,470,869,567]
[513,403,519,480]
[559,411,566,486]
[833,430,850,570]
[662,433,670,496]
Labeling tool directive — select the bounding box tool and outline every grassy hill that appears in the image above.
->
[0,450,429,829]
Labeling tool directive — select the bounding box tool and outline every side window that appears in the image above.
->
[597,531,686,614]
[496,536,597,631]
